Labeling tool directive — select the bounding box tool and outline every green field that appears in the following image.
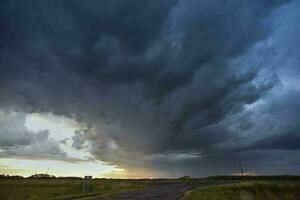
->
[0,179,148,200]
[182,182,300,200]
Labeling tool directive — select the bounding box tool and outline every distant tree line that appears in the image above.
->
[0,174,24,179]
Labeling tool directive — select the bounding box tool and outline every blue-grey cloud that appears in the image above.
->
[0,0,298,177]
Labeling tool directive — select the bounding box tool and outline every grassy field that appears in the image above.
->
[182,182,300,200]
[206,175,300,181]
[0,179,148,200]
[2,176,300,200]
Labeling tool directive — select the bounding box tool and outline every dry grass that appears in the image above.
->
[0,179,148,200]
[182,182,300,200]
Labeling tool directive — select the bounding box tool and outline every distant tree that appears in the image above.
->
[28,174,56,179]
[179,176,191,180]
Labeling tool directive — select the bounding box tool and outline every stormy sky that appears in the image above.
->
[0,0,300,178]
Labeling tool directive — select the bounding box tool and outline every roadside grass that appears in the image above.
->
[181,182,300,200]
[0,179,148,200]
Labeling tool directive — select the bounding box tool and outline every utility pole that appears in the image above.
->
[239,161,244,176]
[46,167,50,175]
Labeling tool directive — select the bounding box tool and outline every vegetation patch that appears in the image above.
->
[0,179,148,200]
[181,182,300,200]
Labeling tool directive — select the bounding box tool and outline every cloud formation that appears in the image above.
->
[0,111,66,160]
[0,0,299,177]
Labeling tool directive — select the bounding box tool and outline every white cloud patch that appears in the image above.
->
[0,111,67,159]
[0,111,122,177]
[24,112,93,161]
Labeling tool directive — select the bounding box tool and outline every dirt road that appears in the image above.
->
[97,184,192,200]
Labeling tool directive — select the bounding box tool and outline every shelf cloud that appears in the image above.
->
[0,0,299,177]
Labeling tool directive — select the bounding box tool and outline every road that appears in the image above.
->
[95,182,233,200]
[97,184,192,200]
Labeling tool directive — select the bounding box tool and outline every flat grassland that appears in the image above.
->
[1,176,300,200]
[181,182,300,200]
[0,179,148,200]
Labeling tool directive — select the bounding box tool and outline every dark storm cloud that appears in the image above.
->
[250,133,300,150]
[72,130,87,150]
[244,88,300,151]
[0,0,298,177]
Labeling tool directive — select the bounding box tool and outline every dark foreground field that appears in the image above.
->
[182,182,300,200]
[1,176,300,200]
[0,179,148,200]
[0,178,231,200]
